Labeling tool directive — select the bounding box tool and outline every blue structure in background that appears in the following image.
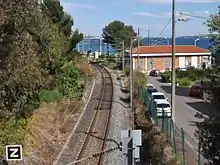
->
[143,36,211,49]
[76,36,211,54]
[76,37,116,54]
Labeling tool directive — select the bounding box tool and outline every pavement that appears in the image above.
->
[148,76,214,144]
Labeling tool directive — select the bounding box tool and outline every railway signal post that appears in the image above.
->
[121,130,142,165]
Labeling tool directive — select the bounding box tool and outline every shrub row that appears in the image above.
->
[161,69,210,86]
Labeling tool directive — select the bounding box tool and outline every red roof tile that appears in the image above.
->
[132,45,210,54]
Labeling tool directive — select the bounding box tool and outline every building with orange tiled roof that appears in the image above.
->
[130,45,211,72]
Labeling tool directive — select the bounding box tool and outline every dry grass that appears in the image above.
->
[23,100,84,164]
[123,70,147,93]
[75,59,92,76]
[134,99,182,165]
[127,70,183,164]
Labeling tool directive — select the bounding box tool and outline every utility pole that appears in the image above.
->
[137,28,140,69]
[171,0,176,126]
[122,41,125,74]
[130,38,134,128]
[148,29,150,46]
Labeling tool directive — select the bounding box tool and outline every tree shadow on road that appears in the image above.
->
[160,85,193,98]
[186,101,216,117]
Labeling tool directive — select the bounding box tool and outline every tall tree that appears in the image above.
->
[102,20,137,54]
[41,0,83,54]
[195,6,220,165]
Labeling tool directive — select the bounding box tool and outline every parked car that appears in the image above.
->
[147,88,158,95]
[153,99,171,118]
[189,84,204,97]
[151,92,167,100]
[149,70,160,76]
[165,68,171,72]
[146,83,155,89]
[176,67,186,71]
[186,66,195,70]
[149,92,168,107]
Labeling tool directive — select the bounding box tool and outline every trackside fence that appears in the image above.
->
[139,86,206,165]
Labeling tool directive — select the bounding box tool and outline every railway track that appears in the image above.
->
[75,64,113,165]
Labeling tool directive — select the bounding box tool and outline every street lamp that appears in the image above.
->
[171,3,190,132]
[195,38,199,46]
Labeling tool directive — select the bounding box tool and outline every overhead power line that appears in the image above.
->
[150,18,172,45]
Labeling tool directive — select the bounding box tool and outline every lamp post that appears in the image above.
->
[122,41,125,74]
[130,38,134,112]
[171,7,190,146]
[171,0,176,127]
[195,38,199,46]
[171,11,190,124]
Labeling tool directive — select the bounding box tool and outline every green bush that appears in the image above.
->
[175,69,209,82]
[39,89,62,103]
[178,78,192,87]
[161,72,171,82]
[56,61,83,99]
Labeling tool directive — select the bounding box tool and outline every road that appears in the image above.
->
[148,76,214,144]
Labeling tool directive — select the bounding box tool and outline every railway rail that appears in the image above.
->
[75,64,113,165]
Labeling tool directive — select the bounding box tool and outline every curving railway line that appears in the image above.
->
[53,63,113,165]
[75,64,113,165]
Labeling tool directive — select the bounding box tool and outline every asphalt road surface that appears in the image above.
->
[148,76,214,144]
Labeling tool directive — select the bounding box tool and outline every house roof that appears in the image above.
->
[132,45,211,54]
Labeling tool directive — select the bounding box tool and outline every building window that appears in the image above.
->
[163,57,170,69]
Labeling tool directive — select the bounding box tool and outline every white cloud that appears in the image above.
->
[60,1,97,10]
[132,12,160,17]
[194,10,209,15]
[137,0,220,4]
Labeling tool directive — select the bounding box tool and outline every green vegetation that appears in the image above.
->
[38,89,62,103]
[195,6,220,164]
[0,0,88,156]
[178,78,191,87]
[102,20,136,53]
[161,69,211,86]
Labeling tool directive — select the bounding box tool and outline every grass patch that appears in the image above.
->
[178,78,192,87]
[0,118,28,156]
[39,89,62,103]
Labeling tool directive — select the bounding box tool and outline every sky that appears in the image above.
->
[60,0,220,37]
